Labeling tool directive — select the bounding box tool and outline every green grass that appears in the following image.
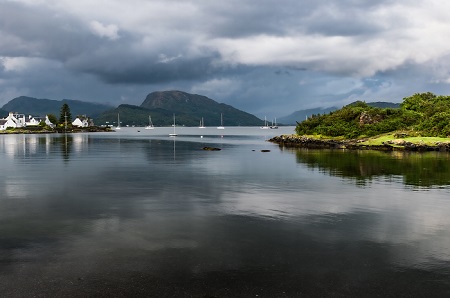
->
[298,132,450,147]
[359,134,450,146]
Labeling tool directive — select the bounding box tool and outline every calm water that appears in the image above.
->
[1,127,450,297]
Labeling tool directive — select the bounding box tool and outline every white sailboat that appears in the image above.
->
[270,117,278,129]
[169,114,177,136]
[217,113,225,129]
[115,113,121,130]
[199,117,205,128]
[145,115,154,129]
[260,116,270,129]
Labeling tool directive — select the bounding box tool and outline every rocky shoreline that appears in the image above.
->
[268,135,450,152]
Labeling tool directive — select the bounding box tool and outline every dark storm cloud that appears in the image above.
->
[74,53,222,84]
[1,0,450,116]
[0,2,98,60]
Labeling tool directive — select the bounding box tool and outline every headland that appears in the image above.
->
[269,134,450,152]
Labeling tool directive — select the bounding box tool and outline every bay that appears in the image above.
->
[1,127,450,297]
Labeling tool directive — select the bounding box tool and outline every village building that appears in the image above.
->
[0,112,26,130]
[25,115,55,128]
[72,115,93,128]
[26,115,44,126]
[0,112,55,130]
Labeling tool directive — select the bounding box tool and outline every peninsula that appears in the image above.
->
[269,92,450,152]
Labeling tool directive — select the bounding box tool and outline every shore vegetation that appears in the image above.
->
[295,92,450,139]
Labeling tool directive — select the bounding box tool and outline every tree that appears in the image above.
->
[47,114,58,125]
[401,92,436,112]
[59,103,72,126]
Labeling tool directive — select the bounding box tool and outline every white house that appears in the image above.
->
[25,115,55,128]
[72,116,92,128]
[44,116,55,128]
[26,115,44,126]
[0,113,56,130]
[0,112,26,130]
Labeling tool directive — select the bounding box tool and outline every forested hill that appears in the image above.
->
[96,91,263,127]
[2,96,113,118]
[295,92,450,138]
[279,102,400,125]
[139,90,262,126]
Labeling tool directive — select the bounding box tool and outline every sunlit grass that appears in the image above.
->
[297,132,450,147]
[360,134,450,146]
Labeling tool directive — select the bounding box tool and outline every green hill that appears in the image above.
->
[295,92,450,138]
[1,96,113,118]
[139,90,262,126]
[279,102,400,125]
[95,104,175,127]
[278,106,339,125]
[96,90,263,127]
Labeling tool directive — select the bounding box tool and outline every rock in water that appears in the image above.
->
[202,146,221,151]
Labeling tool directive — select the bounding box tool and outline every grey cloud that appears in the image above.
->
[1,0,450,117]
[199,0,393,38]
[77,55,222,84]
[0,2,99,60]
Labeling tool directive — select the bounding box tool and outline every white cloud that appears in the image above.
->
[0,56,57,73]
[157,54,182,64]
[89,20,119,40]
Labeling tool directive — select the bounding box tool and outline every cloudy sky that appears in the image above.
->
[1,0,450,117]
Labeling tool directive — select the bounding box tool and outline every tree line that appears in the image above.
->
[39,103,72,128]
[295,92,450,138]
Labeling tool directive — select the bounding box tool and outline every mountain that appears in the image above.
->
[0,108,8,118]
[366,102,401,109]
[1,96,113,118]
[278,107,339,125]
[96,90,263,127]
[278,101,401,125]
[140,90,262,126]
[95,104,176,127]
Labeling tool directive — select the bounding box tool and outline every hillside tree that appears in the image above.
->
[59,103,72,126]
[47,114,58,125]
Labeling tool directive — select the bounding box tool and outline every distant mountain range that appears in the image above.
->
[278,101,401,125]
[0,91,263,127]
[1,96,113,119]
[0,93,401,127]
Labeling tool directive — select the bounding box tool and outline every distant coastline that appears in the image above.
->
[0,126,113,134]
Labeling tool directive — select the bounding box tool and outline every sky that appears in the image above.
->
[1,0,450,118]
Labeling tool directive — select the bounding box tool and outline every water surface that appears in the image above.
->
[1,127,450,297]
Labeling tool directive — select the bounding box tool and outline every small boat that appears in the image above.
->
[260,116,270,129]
[199,117,205,128]
[145,115,154,129]
[217,113,225,129]
[169,114,177,136]
[115,113,121,130]
[270,118,278,129]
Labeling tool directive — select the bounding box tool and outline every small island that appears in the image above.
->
[269,92,450,152]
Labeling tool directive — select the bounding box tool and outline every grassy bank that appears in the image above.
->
[269,133,450,151]
[358,133,450,146]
